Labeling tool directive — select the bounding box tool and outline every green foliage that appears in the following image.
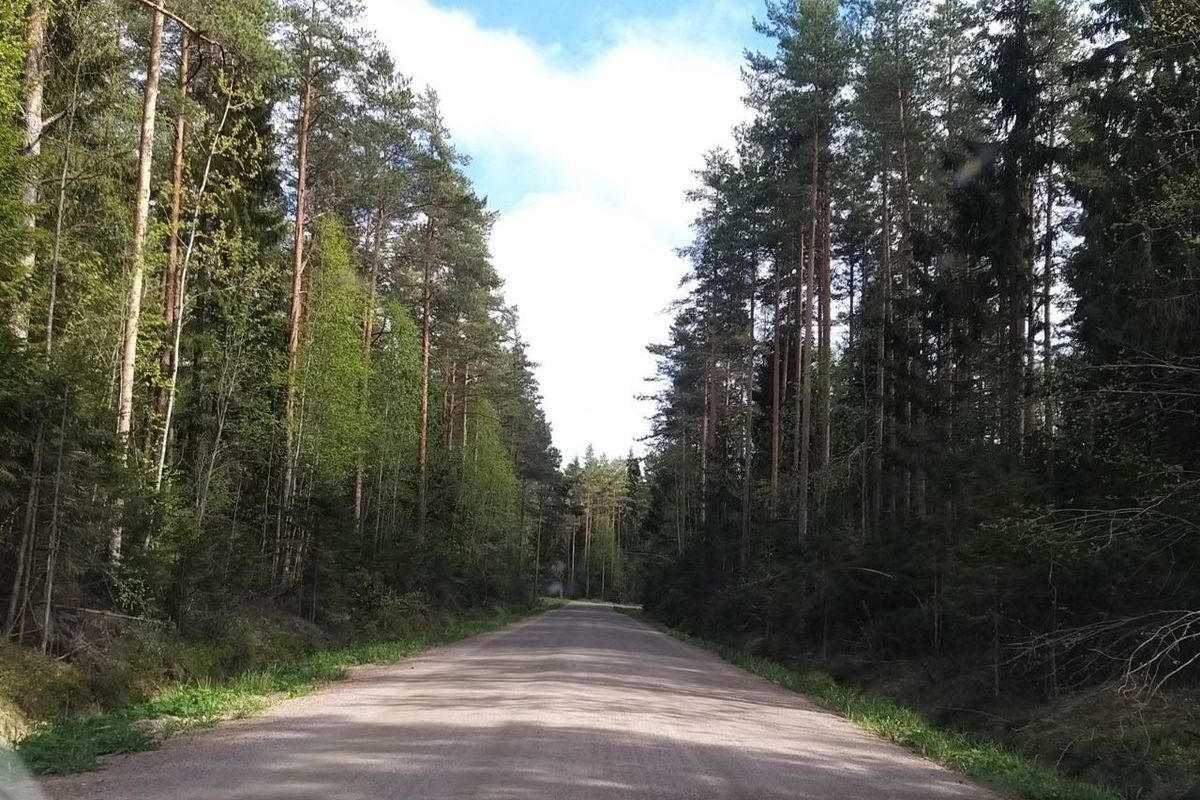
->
[0,0,561,663]
[0,0,29,316]
[297,218,369,492]
[637,2,1199,797]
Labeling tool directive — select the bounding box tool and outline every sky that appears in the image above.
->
[364,0,762,462]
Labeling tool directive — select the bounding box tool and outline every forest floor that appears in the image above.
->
[38,602,1001,800]
[2,602,547,775]
[628,611,1198,800]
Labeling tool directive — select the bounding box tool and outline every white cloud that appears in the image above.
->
[365,0,751,461]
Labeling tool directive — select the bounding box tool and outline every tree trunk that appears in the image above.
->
[45,64,82,360]
[896,84,925,521]
[282,55,313,544]
[416,228,432,543]
[13,0,47,343]
[158,33,190,418]
[1042,125,1056,482]
[40,415,66,653]
[770,249,781,510]
[354,208,385,532]
[798,225,815,541]
[5,426,42,636]
[818,144,832,471]
[798,131,820,541]
[792,231,804,474]
[113,6,165,562]
[873,158,892,534]
[741,286,754,572]
[155,93,232,493]
[700,331,712,526]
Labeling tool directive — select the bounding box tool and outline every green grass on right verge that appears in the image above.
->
[627,612,1120,800]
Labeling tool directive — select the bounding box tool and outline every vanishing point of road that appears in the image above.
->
[42,603,993,799]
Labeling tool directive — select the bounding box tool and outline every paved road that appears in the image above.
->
[42,603,993,799]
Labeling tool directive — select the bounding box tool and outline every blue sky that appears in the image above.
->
[365,0,762,461]
[444,0,745,52]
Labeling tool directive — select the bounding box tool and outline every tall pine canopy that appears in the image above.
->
[0,0,564,644]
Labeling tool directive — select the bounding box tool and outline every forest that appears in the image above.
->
[635,0,1199,795]
[1,0,1198,796]
[0,0,618,665]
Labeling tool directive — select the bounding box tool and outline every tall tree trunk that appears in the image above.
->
[39,413,66,653]
[700,331,712,526]
[416,232,432,543]
[818,139,832,471]
[792,231,804,474]
[354,208,385,532]
[461,363,470,464]
[741,286,754,572]
[770,250,782,510]
[1021,177,1036,455]
[798,224,815,541]
[13,0,47,343]
[113,6,165,562]
[873,159,892,534]
[798,131,820,540]
[45,63,81,360]
[445,357,455,450]
[158,33,190,418]
[896,84,925,521]
[155,92,232,492]
[584,508,592,598]
[281,55,313,546]
[1042,130,1056,482]
[5,427,42,636]
[7,59,81,640]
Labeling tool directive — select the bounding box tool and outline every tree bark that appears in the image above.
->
[699,331,712,526]
[113,5,165,562]
[741,285,754,572]
[354,208,385,532]
[416,225,433,543]
[873,158,892,534]
[896,83,925,521]
[770,249,781,510]
[158,33,190,419]
[818,143,832,471]
[798,130,820,541]
[155,92,232,492]
[13,0,47,343]
[39,415,66,652]
[792,231,804,474]
[281,54,313,546]
[1042,124,1056,481]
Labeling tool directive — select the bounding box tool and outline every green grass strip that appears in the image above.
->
[16,605,543,775]
[625,610,1120,800]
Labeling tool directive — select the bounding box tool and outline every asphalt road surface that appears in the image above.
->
[42,603,994,799]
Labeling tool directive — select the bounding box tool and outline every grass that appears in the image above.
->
[15,604,542,775]
[623,610,1121,800]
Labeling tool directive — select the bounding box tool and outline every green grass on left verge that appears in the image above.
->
[16,605,543,775]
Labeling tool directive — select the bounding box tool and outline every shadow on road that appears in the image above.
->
[41,604,990,800]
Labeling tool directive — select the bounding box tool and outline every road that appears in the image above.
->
[42,603,993,799]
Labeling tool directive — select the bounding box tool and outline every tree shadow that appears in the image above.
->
[40,605,993,800]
